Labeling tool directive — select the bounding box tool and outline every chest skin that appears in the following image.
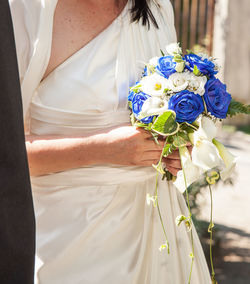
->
[43,0,127,80]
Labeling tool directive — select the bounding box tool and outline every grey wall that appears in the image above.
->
[213,0,250,124]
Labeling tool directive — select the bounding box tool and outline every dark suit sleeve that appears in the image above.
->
[0,1,35,283]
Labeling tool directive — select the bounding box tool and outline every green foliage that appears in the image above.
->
[162,170,174,181]
[134,122,149,128]
[173,54,183,63]
[227,99,250,117]
[130,84,142,93]
[173,131,190,148]
[162,143,175,157]
[193,65,201,76]
[152,111,179,136]
[150,132,159,145]
[152,161,165,174]
[175,215,187,226]
[130,113,136,125]
[180,122,198,133]
[146,64,156,75]
[160,49,165,56]
[187,168,221,193]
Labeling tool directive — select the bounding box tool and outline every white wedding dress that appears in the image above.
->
[10,0,211,283]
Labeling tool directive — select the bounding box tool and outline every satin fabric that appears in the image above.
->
[10,0,211,283]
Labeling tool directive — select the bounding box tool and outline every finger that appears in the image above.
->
[141,151,162,161]
[139,159,161,167]
[187,146,193,155]
[136,127,153,138]
[166,166,179,176]
[166,150,180,160]
[165,158,182,169]
[144,140,165,151]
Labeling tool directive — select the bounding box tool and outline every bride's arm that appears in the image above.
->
[26,125,182,176]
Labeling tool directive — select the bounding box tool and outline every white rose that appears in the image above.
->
[186,72,207,96]
[139,97,169,118]
[166,42,182,56]
[168,72,189,92]
[149,57,159,66]
[140,73,169,97]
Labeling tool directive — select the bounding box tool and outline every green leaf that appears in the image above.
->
[162,170,174,181]
[160,49,165,56]
[130,84,142,93]
[227,99,250,117]
[173,54,183,63]
[187,167,221,193]
[175,215,187,226]
[134,122,149,128]
[173,132,190,148]
[180,122,198,133]
[162,143,175,157]
[130,113,136,125]
[152,111,179,136]
[193,65,201,76]
[206,170,220,185]
[146,64,156,75]
[173,136,186,148]
[163,88,170,95]
[152,161,165,174]
[150,131,159,145]
[208,222,215,233]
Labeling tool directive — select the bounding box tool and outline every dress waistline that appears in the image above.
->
[30,102,131,127]
[31,165,157,189]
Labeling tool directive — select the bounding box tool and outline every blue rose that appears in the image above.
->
[128,90,135,102]
[156,56,176,78]
[132,92,154,124]
[185,54,218,77]
[204,78,232,119]
[168,90,205,123]
[128,81,141,103]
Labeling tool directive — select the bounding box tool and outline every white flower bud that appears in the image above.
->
[175,62,185,73]
[166,42,182,56]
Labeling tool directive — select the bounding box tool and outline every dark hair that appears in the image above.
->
[130,0,159,28]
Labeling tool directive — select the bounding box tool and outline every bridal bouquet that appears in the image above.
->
[128,43,250,284]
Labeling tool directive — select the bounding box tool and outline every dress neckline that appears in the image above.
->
[41,0,129,83]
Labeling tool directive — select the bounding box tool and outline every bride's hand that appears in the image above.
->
[163,150,182,176]
[102,126,165,166]
[163,146,193,176]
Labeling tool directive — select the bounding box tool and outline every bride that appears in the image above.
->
[10,0,211,283]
